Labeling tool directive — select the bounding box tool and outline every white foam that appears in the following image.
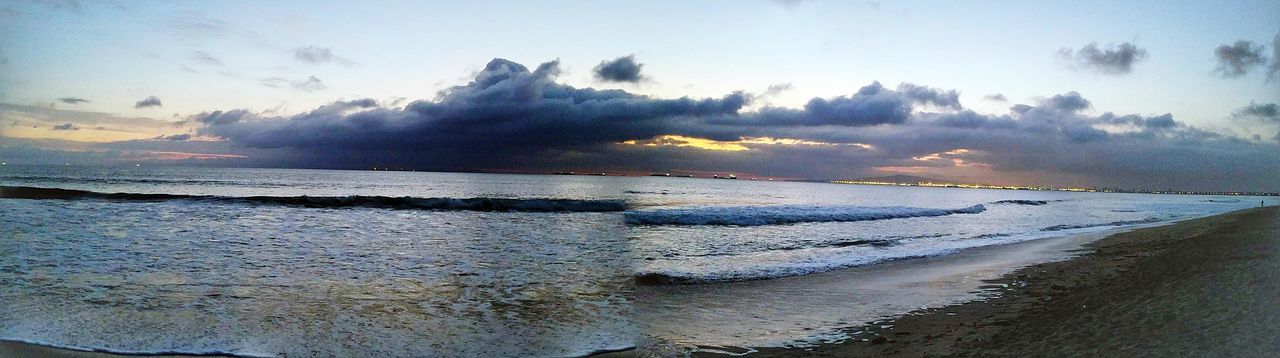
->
[625,204,986,226]
[0,338,272,357]
[635,217,1175,284]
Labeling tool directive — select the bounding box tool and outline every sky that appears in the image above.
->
[1,0,1279,192]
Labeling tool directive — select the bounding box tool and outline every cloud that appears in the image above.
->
[259,77,288,88]
[764,83,794,97]
[0,137,254,166]
[201,58,749,156]
[167,14,260,45]
[51,123,79,131]
[1231,101,1280,142]
[1214,40,1267,78]
[292,76,326,91]
[1270,33,1280,82]
[155,133,192,141]
[188,109,257,126]
[293,46,333,63]
[134,96,163,108]
[896,83,961,109]
[57,97,89,104]
[593,54,645,83]
[1233,101,1279,122]
[190,50,222,66]
[1058,42,1148,75]
[984,94,1007,102]
[177,58,1280,191]
[293,46,355,66]
[0,103,180,133]
[1041,91,1091,113]
[261,76,326,92]
[12,58,1277,192]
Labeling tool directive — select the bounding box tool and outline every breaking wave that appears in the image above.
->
[624,204,986,226]
[990,199,1064,206]
[0,186,627,212]
[1040,217,1163,232]
[1204,198,1241,203]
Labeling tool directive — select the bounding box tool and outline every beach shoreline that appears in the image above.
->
[741,206,1280,357]
[6,207,1275,357]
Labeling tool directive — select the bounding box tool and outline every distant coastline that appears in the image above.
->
[832,175,1280,197]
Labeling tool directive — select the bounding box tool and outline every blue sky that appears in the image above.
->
[1,0,1279,191]
[4,1,1276,120]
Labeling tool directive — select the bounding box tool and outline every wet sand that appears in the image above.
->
[634,223,1136,352]
[0,340,238,358]
[746,206,1280,357]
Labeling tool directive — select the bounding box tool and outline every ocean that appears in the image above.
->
[0,165,1267,356]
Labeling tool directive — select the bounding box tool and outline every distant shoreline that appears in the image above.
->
[829,180,1280,197]
[4,163,1275,196]
[743,206,1280,357]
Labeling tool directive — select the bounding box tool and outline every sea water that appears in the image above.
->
[0,165,1266,356]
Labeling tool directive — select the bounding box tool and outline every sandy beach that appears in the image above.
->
[744,206,1280,357]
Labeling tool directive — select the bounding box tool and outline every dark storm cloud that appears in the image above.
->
[776,81,914,126]
[51,123,79,130]
[135,96,162,108]
[76,57,1273,192]
[593,55,645,83]
[57,97,89,104]
[1058,42,1148,75]
[201,58,751,161]
[984,94,1007,102]
[1214,40,1267,78]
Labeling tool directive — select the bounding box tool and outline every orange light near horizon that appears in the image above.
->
[142,151,247,160]
[619,135,873,152]
[1,125,163,142]
[912,148,970,161]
